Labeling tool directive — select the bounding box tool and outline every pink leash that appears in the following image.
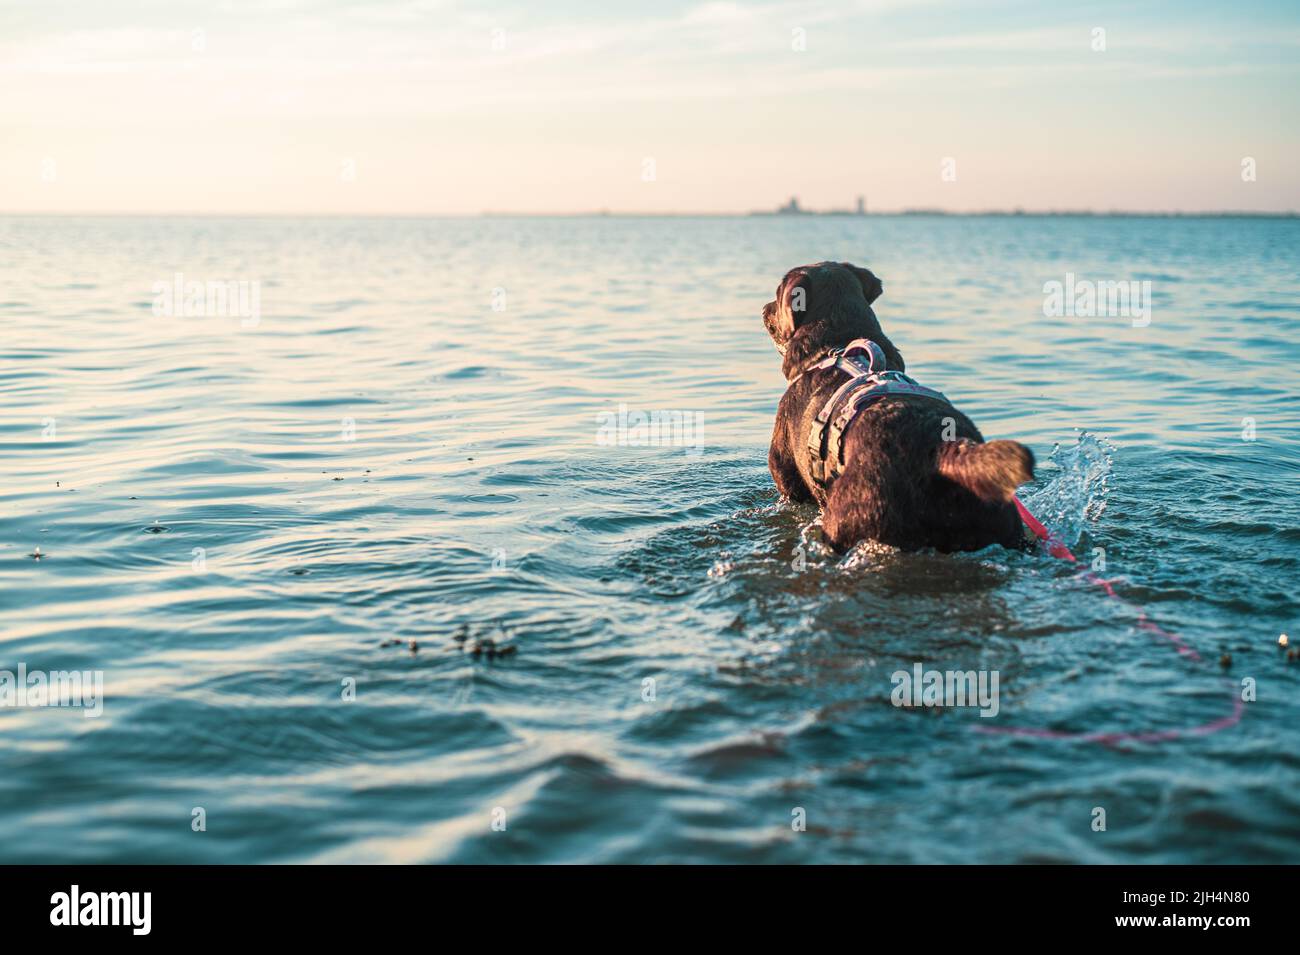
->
[971,498,1243,744]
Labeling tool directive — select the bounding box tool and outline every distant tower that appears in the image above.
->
[856,196,866,215]
[779,196,802,214]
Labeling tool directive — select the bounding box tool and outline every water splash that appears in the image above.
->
[797,514,833,561]
[1019,430,1113,548]
[838,536,900,571]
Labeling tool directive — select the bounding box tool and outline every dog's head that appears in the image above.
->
[762,261,903,380]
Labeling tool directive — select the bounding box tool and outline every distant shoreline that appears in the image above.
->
[4,210,1299,219]
[496,209,1300,219]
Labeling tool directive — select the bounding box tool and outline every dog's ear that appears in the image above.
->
[766,270,810,342]
[842,264,883,305]
[836,262,903,371]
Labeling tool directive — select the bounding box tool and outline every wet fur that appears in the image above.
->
[763,261,1034,553]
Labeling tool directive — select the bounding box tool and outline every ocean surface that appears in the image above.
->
[1,214,1297,863]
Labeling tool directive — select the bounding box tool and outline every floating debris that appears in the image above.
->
[143,520,169,534]
[376,627,514,659]
[1219,653,1232,669]
[467,635,516,660]
[288,567,309,576]
[1280,633,1289,648]
[29,546,44,560]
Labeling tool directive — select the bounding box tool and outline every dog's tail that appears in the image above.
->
[936,439,1034,504]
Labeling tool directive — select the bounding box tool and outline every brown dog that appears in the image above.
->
[763,261,1034,552]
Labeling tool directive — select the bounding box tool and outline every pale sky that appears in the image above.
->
[2,0,1298,214]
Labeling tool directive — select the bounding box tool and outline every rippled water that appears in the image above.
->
[1,215,1297,863]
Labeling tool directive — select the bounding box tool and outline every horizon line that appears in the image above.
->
[3,208,1298,219]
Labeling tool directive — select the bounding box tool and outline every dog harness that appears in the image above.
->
[799,339,950,487]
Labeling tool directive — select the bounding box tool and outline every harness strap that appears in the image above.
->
[802,339,949,489]
[806,373,870,481]
[803,342,888,483]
